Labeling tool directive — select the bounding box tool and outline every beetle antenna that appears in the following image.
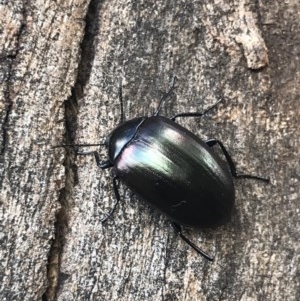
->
[119,77,125,124]
[154,76,177,116]
[52,143,106,149]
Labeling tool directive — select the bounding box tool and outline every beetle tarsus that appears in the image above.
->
[171,222,214,261]
[100,177,121,222]
[235,174,270,183]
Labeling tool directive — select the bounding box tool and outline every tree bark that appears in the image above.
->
[1,1,299,301]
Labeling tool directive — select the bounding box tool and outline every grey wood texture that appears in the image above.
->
[0,1,299,301]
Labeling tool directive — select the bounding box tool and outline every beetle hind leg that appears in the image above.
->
[171,222,214,261]
[206,139,269,182]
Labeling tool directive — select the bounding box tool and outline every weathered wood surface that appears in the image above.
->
[1,1,299,301]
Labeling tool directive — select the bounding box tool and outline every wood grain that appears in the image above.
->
[1,1,299,300]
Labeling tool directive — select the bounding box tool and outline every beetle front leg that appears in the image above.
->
[100,176,121,222]
[206,139,269,182]
[76,150,113,170]
[77,150,120,221]
[171,99,222,121]
[171,222,214,261]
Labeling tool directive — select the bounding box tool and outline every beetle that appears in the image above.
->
[68,77,269,261]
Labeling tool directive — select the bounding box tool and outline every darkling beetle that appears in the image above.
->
[62,77,269,261]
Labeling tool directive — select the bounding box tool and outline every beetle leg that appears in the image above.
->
[76,150,113,170]
[206,139,269,182]
[154,76,177,116]
[100,176,121,223]
[170,99,222,121]
[76,151,118,221]
[171,222,214,261]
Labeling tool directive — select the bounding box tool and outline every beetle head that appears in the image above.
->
[107,117,146,163]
